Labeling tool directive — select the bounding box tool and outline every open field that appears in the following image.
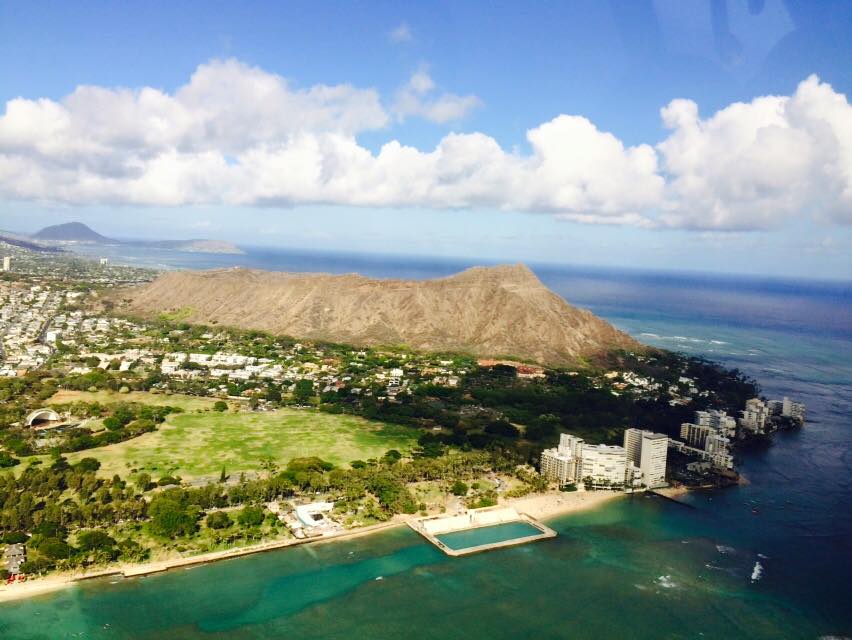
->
[55,403,418,480]
[48,389,220,412]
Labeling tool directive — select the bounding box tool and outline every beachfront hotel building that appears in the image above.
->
[579,444,628,488]
[740,398,770,434]
[623,428,668,488]
[540,433,585,485]
[782,397,806,422]
[540,448,575,485]
[540,433,628,488]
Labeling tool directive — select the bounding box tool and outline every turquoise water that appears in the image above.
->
[0,501,831,639]
[2,247,848,637]
[435,521,544,550]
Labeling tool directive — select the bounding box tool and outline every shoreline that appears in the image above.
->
[0,489,620,605]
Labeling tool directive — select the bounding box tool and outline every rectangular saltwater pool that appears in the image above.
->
[435,521,545,551]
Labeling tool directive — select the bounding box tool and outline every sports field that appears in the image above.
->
[47,391,418,481]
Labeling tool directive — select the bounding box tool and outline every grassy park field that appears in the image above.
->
[42,391,419,481]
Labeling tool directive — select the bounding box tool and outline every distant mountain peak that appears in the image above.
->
[32,222,113,243]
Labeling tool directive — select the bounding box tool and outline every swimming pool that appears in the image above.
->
[435,521,546,551]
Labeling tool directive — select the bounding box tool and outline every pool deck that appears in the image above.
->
[408,506,557,557]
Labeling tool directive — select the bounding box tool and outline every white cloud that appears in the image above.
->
[657,75,852,229]
[1,62,851,232]
[388,22,413,44]
[392,69,482,123]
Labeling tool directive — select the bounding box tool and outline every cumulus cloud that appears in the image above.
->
[1,61,851,231]
[392,69,482,123]
[657,75,852,230]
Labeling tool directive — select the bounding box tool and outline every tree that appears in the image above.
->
[39,538,71,560]
[77,530,116,552]
[136,473,152,492]
[206,511,233,530]
[148,496,197,538]
[237,505,265,527]
[292,379,314,403]
[382,449,402,465]
[451,480,469,496]
[0,451,20,468]
[219,467,228,483]
[485,420,520,438]
[213,401,228,412]
[74,458,101,473]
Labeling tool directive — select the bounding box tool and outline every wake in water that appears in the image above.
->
[751,561,764,583]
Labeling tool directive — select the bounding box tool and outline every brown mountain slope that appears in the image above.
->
[120,264,641,365]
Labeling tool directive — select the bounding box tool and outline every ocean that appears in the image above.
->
[1,245,850,639]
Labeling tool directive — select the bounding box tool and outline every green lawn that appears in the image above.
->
[60,406,418,481]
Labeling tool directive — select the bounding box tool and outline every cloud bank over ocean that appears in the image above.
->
[1,59,851,232]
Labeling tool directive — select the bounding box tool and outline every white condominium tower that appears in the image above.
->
[694,409,737,436]
[623,428,668,488]
[740,398,770,433]
[579,444,627,488]
[540,433,585,485]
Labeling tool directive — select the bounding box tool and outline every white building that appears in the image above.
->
[580,444,627,488]
[2,256,10,271]
[540,448,576,485]
[694,409,737,436]
[740,398,770,434]
[540,433,585,485]
[680,422,713,449]
[623,428,668,488]
[670,438,733,470]
[782,397,806,422]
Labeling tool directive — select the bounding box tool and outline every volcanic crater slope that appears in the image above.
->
[121,264,640,366]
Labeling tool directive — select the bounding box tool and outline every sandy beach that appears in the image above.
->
[506,489,623,520]
[0,490,619,604]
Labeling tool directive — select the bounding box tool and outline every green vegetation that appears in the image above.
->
[0,447,530,576]
[57,406,418,480]
[158,307,194,322]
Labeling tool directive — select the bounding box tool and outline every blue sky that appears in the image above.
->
[1,0,851,279]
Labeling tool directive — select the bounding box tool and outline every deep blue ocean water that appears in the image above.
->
[1,244,849,638]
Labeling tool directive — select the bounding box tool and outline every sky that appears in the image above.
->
[1,0,852,279]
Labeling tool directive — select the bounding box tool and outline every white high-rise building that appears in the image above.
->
[540,448,576,485]
[624,428,668,488]
[2,256,10,272]
[680,422,713,448]
[740,398,769,433]
[782,397,806,422]
[580,444,627,488]
[704,434,734,469]
[695,409,737,436]
[540,433,585,485]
